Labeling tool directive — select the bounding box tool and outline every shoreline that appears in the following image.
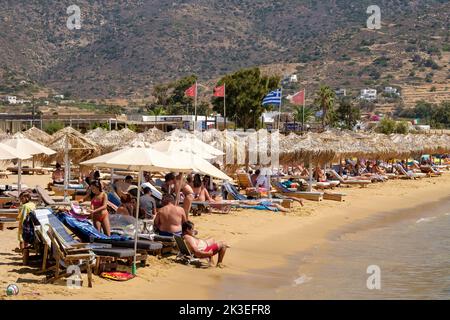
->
[1,173,450,299]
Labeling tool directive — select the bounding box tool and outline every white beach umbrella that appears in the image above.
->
[2,135,56,194]
[0,143,32,194]
[81,147,191,274]
[170,151,232,181]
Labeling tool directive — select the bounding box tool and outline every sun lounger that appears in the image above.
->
[57,212,163,253]
[174,234,202,266]
[45,224,94,287]
[394,164,427,179]
[420,165,442,177]
[0,208,19,219]
[0,170,11,178]
[327,170,372,187]
[272,181,323,202]
[191,200,237,215]
[32,209,147,273]
[236,173,254,189]
[36,186,72,206]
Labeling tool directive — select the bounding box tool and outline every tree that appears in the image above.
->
[395,121,409,134]
[148,106,167,116]
[335,98,361,130]
[293,105,315,125]
[211,68,280,129]
[314,85,336,129]
[376,118,396,134]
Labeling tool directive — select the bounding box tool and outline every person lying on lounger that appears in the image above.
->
[182,220,229,268]
[154,194,187,237]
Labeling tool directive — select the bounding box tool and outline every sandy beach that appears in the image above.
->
[1,172,450,300]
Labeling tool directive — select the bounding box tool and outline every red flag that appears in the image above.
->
[213,84,225,97]
[185,84,197,97]
[290,90,305,105]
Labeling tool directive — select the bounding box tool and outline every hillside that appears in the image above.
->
[0,0,449,99]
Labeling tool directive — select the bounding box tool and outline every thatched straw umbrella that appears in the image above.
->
[47,127,99,195]
[22,126,53,145]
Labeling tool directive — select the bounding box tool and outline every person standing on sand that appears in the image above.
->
[17,192,36,251]
[87,180,111,236]
[162,172,194,216]
[154,194,187,237]
[182,220,229,268]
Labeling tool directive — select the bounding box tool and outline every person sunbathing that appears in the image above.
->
[116,194,136,216]
[52,162,64,185]
[182,220,229,268]
[192,174,214,202]
[154,194,187,237]
[313,167,326,182]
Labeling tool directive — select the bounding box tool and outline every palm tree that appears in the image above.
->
[293,105,315,123]
[314,85,336,130]
[148,106,167,116]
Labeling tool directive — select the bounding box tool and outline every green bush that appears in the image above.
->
[43,121,64,134]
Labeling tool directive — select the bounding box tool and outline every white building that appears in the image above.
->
[360,89,377,101]
[289,74,298,83]
[335,88,347,97]
[54,94,65,99]
[384,87,399,95]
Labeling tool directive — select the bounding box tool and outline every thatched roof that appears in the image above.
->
[47,127,99,163]
[21,126,53,145]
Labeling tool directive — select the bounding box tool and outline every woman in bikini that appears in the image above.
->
[192,174,213,202]
[88,180,111,236]
[182,221,229,267]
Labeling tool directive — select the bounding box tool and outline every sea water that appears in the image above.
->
[214,197,450,299]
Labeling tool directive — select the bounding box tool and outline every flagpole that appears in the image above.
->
[194,81,198,132]
[278,88,282,131]
[302,88,306,133]
[223,83,226,130]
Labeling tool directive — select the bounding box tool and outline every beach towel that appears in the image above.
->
[100,271,135,281]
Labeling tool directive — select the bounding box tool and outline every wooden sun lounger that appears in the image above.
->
[0,208,19,219]
[272,182,323,202]
[236,173,254,189]
[0,217,17,230]
[36,186,71,206]
[327,170,371,187]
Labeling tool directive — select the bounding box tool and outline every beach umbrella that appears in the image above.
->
[151,135,224,161]
[47,127,99,197]
[167,151,232,181]
[21,126,53,145]
[2,134,56,194]
[0,143,32,194]
[81,146,191,275]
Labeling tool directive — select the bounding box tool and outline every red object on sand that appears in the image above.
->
[100,271,135,281]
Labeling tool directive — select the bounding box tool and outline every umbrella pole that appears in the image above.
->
[18,159,22,195]
[308,155,313,192]
[64,137,69,199]
[132,170,142,276]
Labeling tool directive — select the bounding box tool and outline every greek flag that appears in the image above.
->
[262,89,282,106]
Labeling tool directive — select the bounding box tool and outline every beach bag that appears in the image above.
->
[22,214,35,244]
